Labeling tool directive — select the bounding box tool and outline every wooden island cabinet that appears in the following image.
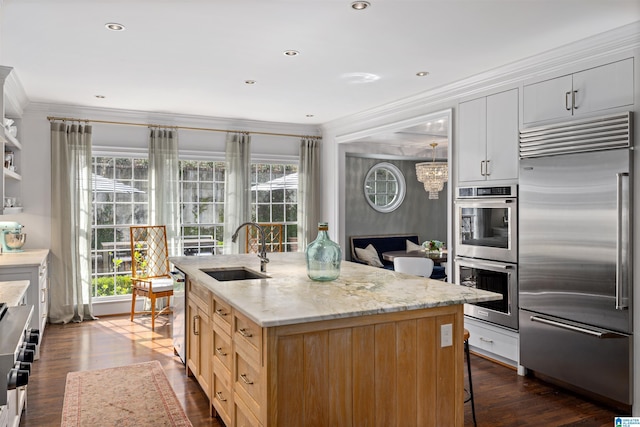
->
[173,253,500,427]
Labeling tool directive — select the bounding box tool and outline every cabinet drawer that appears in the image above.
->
[235,353,263,420]
[465,318,519,364]
[235,394,262,427]
[234,311,262,364]
[188,279,211,312]
[212,373,232,426]
[213,324,232,372]
[213,297,232,335]
[213,357,232,390]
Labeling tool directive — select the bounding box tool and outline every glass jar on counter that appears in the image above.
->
[305,222,342,281]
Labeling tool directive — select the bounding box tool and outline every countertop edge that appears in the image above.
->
[171,253,502,328]
[0,249,49,268]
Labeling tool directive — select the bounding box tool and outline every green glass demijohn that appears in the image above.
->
[305,222,342,281]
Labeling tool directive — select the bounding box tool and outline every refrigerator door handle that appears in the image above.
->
[530,316,623,339]
[616,172,630,310]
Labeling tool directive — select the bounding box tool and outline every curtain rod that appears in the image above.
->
[46,116,322,139]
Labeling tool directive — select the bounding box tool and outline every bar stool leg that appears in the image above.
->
[465,337,477,427]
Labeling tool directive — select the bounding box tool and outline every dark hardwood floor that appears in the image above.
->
[19,315,625,426]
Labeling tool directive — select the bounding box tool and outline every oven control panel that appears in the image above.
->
[457,185,517,198]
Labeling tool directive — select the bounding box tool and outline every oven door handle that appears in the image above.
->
[454,199,517,205]
[455,257,514,270]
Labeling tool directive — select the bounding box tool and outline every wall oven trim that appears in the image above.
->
[455,256,519,330]
[455,186,518,264]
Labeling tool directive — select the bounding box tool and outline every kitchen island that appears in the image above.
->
[171,252,500,427]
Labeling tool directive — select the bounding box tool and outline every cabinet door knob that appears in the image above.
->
[216,391,227,402]
[480,160,485,176]
[565,91,572,111]
[216,347,227,357]
[572,90,578,110]
[485,160,490,176]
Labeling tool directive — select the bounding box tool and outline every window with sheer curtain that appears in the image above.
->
[90,156,298,298]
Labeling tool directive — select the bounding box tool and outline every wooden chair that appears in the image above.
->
[245,223,283,253]
[395,256,476,425]
[129,225,173,331]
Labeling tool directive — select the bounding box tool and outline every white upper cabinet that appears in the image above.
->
[523,57,634,124]
[458,88,519,184]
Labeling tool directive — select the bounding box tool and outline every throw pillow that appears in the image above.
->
[406,240,424,253]
[355,244,384,267]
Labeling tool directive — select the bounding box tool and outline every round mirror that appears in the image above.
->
[363,162,406,213]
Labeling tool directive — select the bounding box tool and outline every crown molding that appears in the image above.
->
[26,101,322,137]
[324,21,640,138]
[0,65,28,118]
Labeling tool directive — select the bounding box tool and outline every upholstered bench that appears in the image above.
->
[350,233,420,270]
[349,233,446,279]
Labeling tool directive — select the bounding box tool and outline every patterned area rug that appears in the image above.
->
[61,360,192,427]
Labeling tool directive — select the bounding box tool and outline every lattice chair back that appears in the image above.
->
[130,225,170,280]
[246,223,284,253]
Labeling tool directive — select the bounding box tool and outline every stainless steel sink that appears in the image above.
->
[201,267,269,281]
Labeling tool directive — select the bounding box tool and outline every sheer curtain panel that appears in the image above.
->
[149,128,181,256]
[223,132,251,254]
[297,137,320,249]
[49,122,95,323]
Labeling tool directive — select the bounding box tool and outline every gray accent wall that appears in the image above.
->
[344,155,447,260]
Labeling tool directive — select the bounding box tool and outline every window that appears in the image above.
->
[91,156,148,298]
[90,155,299,299]
[363,162,406,213]
[250,163,298,252]
[179,160,226,255]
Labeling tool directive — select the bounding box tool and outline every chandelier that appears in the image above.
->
[415,143,448,199]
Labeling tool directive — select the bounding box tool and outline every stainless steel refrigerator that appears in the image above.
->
[518,112,633,406]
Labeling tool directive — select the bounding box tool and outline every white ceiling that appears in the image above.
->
[1,1,639,126]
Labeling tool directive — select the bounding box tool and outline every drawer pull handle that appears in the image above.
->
[216,391,227,402]
[479,337,493,343]
[238,328,253,338]
[215,308,228,317]
[216,347,227,357]
[193,315,200,336]
[240,374,253,385]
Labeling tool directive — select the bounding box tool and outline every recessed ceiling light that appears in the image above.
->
[283,50,300,57]
[105,22,125,31]
[245,80,256,85]
[416,71,430,77]
[95,95,106,99]
[351,1,370,10]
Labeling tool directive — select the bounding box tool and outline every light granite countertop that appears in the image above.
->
[171,252,501,327]
[0,249,49,268]
[0,280,30,306]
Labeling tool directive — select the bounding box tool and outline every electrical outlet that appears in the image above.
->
[441,323,453,347]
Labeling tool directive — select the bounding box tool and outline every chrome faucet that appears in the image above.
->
[231,222,269,273]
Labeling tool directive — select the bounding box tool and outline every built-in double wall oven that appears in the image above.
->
[455,185,518,330]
